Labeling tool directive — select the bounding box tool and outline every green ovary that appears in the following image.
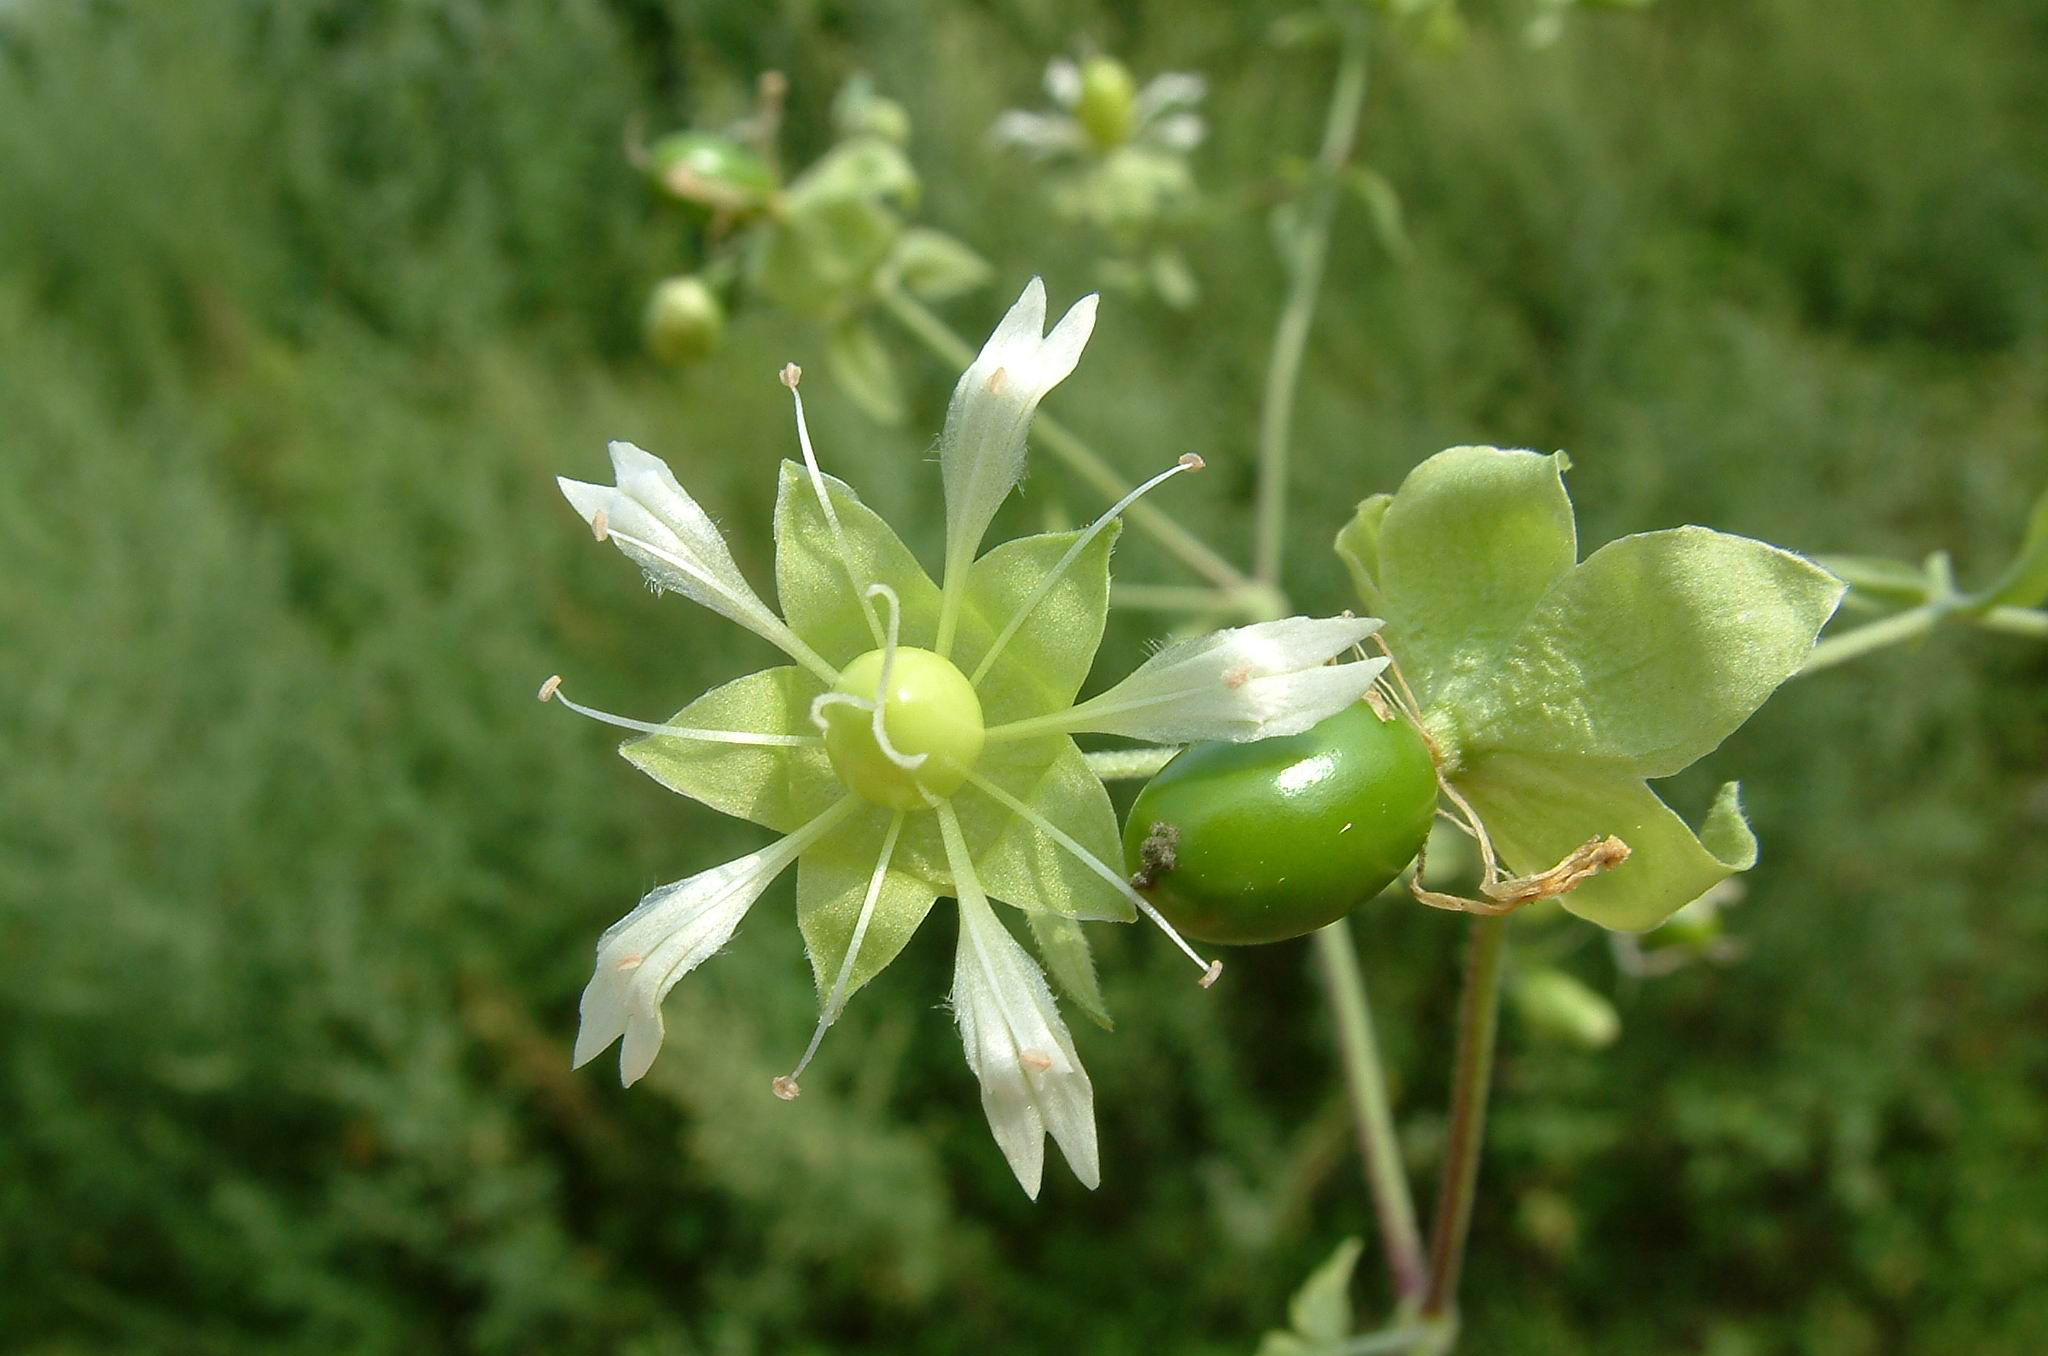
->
[824,647,986,810]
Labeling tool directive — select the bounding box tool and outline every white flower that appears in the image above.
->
[949,858,1100,1198]
[990,56,1207,161]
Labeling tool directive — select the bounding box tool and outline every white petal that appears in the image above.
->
[558,441,792,653]
[1044,57,1082,108]
[1133,72,1206,122]
[938,281,1100,585]
[1143,111,1205,153]
[1061,616,1390,743]
[952,891,1100,1196]
[574,799,851,1085]
[988,110,1086,158]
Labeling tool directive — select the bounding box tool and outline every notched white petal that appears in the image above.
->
[938,280,1101,601]
[559,441,800,658]
[1059,615,1390,743]
[951,891,1100,1198]
[1134,72,1206,121]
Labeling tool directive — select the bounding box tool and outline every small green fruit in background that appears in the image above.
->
[647,131,777,212]
[1123,702,1438,945]
[1510,967,1621,1049]
[642,276,726,365]
[1076,56,1137,150]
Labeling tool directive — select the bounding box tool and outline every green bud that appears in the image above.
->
[642,276,725,365]
[1511,967,1621,1049]
[1076,56,1137,150]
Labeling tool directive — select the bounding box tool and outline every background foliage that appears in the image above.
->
[2,0,2044,1352]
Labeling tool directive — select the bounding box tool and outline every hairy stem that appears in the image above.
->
[1313,920,1429,1303]
[1421,916,1509,1320]
[1253,11,1372,586]
[876,284,1263,601]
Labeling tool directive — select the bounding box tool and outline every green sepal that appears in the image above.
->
[972,738,1135,924]
[619,666,839,833]
[1026,909,1112,1030]
[1473,527,1846,778]
[1333,492,1391,616]
[827,319,906,426]
[795,806,941,1006]
[1372,446,1576,709]
[1977,484,2048,610]
[889,226,992,302]
[773,460,942,667]
[1460,753,1757,932]
[1255,1236,1365,1355]
[947,524,1118,726]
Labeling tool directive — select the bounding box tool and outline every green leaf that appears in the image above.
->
[1816,553,1935,607]
[750,195,901,315]
[948,524,1118,726]
[1979,484,2048,609]
[1460,753,1756,931]
[1286,1236,1364,1344]
[1472,528,1845,778]
[1334,492,1392,615]
[1343,165,1412,262]
[619,666,840,832]
[890,226,992,301]
[788,137,919,210]
[827,319,906,426]
[773,460,943,668]
[1374,446,1576,709]
[796,806,942,1005]
[1026,909,1112,1030]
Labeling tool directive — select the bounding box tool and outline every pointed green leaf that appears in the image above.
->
[1026,910,1112,1030]
[620,666,839,832]
[1375,446,1576,707]
[1460,752,1757,932]
[773,459,943,667]
[796,806,942,1004]
[949,523,1119,726]
[1334,492,1392,615]
[1980,484,2048,609]
[827,319,906,427]
[1287,1237,1364,1345]
[1473,528,1844,777]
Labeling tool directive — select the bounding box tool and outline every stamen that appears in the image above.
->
[544,677,818,746]
[965,771,1220,985]
[775,812,906,1099]
[784,362,884,647]
[969,454,1205,686]
[864,583,926,772]
[588,509,609,542]
[1019,1050,1053,1072]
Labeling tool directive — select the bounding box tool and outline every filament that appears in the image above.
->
[783,363,884,647]
[969,454,1204,687]
[540,675,817,746]
[773,811,906,1100]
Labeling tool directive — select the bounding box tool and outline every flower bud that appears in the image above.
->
[1076,56,1137,150]
[642,276,725,365]
[1510,967,1620,1049]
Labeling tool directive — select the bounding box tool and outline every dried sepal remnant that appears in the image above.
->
[546,279,1384,1191]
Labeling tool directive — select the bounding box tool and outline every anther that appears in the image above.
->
[988,366,1009,395]
[1200,960,1224,989]
[538,674,563,702]
[780,362,802,389]
[588,509,609,542]
[1019,1050,1053,1072]
[771,1075,801,1101]
[1178,452,1205,471]
[1222,665,1252,690]
[615,953,644,973]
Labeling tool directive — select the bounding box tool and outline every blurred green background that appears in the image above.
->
[3,0,2044,1352]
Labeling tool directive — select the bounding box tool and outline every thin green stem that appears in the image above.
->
[1334,1325,1433,1356]
[1798,602,1943,675]
[1313,920,1429,1303]
[1253,11,1372,586]
[877,284,1262,600]
[1982,604,2048,637]
[1421,917,1509,1320]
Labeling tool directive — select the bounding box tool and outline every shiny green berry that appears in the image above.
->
[823,647,985,810]
[1076,56,1137,150]
[1123,702,1438,945]
[647,131,777,212]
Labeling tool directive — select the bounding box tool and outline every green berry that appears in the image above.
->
[823,647,985,810]
[1076,57,1137,150]
[1123,702,1438,945]
[643,276,725,365]
[647,131,777,210]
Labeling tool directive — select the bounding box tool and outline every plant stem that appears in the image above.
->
[876,284,1262,600]
[1314,920,1429,1303]
[1421,916,1509,1320]
[1798,602,1942,674]
[1252,10,1372,586]
[1335,1325,1433,1356]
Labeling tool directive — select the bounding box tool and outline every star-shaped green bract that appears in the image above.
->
[621,460,1132,1025]
[1337,446,1846,932]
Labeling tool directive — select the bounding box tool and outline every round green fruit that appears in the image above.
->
[647,131,777,210]
[1122,702,1438,945]
[823,647,985,811]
